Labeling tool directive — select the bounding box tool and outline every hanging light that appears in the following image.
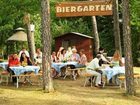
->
[30,24,35,32]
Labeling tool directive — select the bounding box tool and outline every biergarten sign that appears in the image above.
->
[56,1,112,17]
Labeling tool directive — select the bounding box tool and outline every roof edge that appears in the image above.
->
[54,32,93,39]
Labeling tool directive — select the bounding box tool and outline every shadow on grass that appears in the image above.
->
[1,77,140,105]
[0,97,106,105]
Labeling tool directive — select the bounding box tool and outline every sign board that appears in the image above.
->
[56,1,112,17]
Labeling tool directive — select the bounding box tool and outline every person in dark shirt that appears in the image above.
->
[98,47,110,66]
[20,52,32,66]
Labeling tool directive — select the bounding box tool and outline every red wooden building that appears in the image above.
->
[54,32,94,61]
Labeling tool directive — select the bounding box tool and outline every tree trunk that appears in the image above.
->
[89,0,100,54]
[113,0,122,56]
[91,16,100,54]
[122,0,136,95]
[41,0,54,92]
[24,13,35,62]
[27,23,35,62]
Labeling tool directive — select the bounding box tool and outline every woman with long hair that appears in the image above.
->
[20,53,32,66]
[111,50,124,67]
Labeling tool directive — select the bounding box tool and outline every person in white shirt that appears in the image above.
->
[65,47,72,61]
[19,47,30,58]
[34,48,42,64]
[56,47,64,62]
[59,49,67,62]
[70,48,80,62]
[86,54,103,87]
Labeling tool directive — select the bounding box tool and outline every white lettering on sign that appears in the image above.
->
[71,6,76,12]
[56,7,62,13]
[56,1,113,17]
[56,4,112,13]
[89,5,95,11]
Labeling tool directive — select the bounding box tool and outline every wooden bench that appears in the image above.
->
[82,73,96,87]
[118,74,140,90]
[63,67,86,80]
[11,73,42,88]
[0,70,10,85]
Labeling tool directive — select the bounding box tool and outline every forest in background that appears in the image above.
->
[0,0,139,65]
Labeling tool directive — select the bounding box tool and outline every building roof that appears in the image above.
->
[54,32,93,39]
[7,31,27,41]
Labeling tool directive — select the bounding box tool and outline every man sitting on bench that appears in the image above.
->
[86,54,103,88]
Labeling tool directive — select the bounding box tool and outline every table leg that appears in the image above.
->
[72,70,78,80]
[16,76,19,88]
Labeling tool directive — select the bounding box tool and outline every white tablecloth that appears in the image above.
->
[0,62,8,70]
[10,66,40,75]
[51,62,78,72]
[102,66,125,80]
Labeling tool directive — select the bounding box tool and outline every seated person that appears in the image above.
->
[34,48,42,65]
[59,49,67,62]
[20,52,33,83]
[56,47,64,61]
[109,50,125,84]
[20,52,33,66]
[111,50,124,67]
[65,47,72,61]
[75,49,87,68]
[68,48,80,69]
[70,48,80,62]
[52,49,68,77]
[19,47,30,58]
[7,54,20,84]
[51,51,58,63]
[86,54,103,87]
[98,47,110,66]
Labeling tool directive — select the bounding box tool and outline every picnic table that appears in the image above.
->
[102,66,125,80]
[9,66,40,88]
[51,61,78,73]
[0,62,8,70]
[10,66,40,76]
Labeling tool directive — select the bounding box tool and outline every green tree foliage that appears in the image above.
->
[0,0,40,51]
[0,0,139,65]
[97,16,115,55]
[32,14,42,48]
[130,0,140,66]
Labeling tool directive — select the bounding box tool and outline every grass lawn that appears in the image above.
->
[0,67,140,105]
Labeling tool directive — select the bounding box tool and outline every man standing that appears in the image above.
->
[86,54,103,87]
